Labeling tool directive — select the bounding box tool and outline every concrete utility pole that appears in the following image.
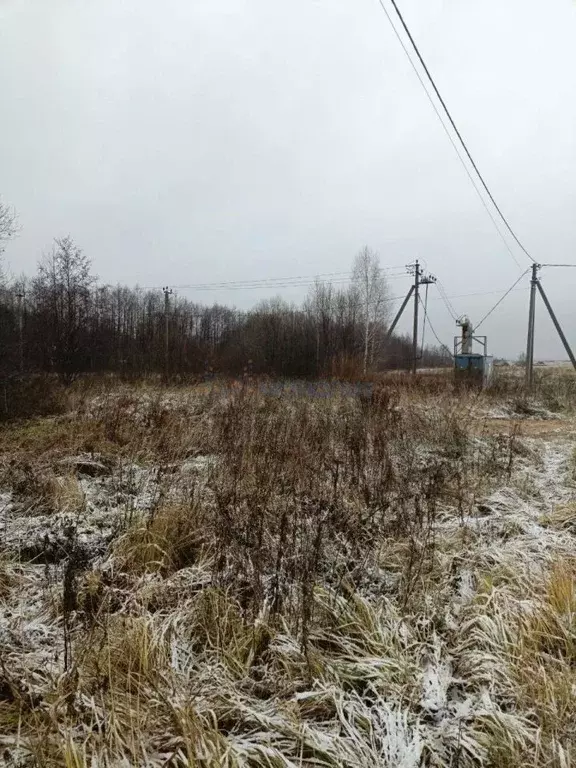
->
[405,262,436,374]
[163,286,173,381]
[386,262,435,373]
[525,263,576,390]
[16,291,25,373]
[386,285,415,339]
[412,260,421,374]
[525,263,538,389]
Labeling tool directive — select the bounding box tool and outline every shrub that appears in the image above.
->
[0,375,69,421]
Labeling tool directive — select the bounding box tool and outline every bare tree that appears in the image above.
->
[0,200,17,251]
[306,279,337,375]
[352,247,390,374]
[0,238,422,379]
[0,199,18,282]
[35,237,96,379]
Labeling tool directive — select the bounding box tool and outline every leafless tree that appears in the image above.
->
[0,200,17,251]
[35,237,96,379]
[0,234,433,380]
[0,199,18,282]
[352,246,390,374]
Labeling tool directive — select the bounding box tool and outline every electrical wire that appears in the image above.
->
[382,0,536,265]
[435,280,459,321]
[374,0,522,269]
[179,279,355,291]
[418,295,454,358]
[435,285,527,303]
[475,269,530,330]
[374,0,531,267]
[138,273,530,319]
[173,275,408,292]
[188,270,352,286]
[181,266,407,288]
[140,265,409,291]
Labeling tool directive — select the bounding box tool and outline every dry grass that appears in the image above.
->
[6,465,85,515]
[0,372,575,765]
[114,501,207,574]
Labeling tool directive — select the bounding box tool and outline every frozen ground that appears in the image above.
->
[0,397,575,766]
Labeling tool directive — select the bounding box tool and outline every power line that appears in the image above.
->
[375,0,521,269]
[376,0,534,266]
[436,285,527,303]
[166,282,529,304]
[140,265,409,291]
[138,272,530,319]
[174,281,530,329]
[418,295,453,358]
[177,268,402,288]
[475,269,530,330]
[435,280,459,321]
[171,275,409,292]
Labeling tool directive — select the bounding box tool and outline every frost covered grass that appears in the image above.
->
[0,374,575,766]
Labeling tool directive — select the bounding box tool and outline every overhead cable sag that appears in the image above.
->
[375,0,536,266]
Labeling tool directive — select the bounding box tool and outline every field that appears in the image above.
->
[0,370,575,767]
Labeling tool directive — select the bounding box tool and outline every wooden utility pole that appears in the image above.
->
[163,286,172,381]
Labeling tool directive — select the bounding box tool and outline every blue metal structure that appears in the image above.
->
[454,353,493,387]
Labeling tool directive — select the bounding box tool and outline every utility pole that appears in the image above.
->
[385,262,435,373]
[386,285,415,339]
[405,262,436,374]
[16,290,25,373]
[525,264,576,390]
[163,286,173,381]
[525,263,538,389]
[411,260,420,374]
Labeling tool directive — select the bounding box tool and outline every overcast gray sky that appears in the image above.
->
[1,0,575,358]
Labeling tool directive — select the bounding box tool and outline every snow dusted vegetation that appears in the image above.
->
[0,373,575,766]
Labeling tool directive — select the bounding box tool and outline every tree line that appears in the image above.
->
[0,222,450,381]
